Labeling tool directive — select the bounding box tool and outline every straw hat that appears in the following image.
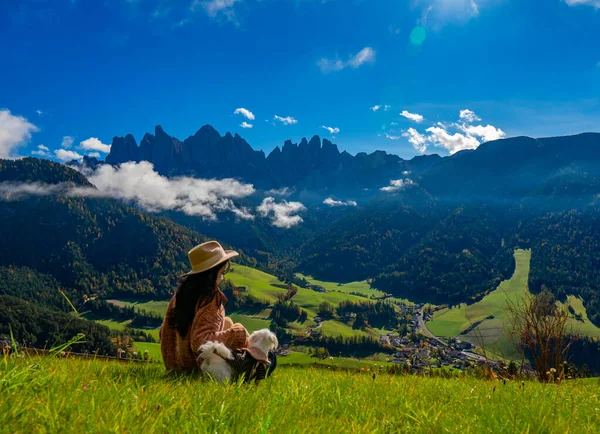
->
[183,241,238,276]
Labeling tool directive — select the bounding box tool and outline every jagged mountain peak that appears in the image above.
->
[104,123,447,196]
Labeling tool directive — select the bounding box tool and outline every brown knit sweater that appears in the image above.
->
[160,293,249,372]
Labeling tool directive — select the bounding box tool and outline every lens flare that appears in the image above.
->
[410,26,427,45]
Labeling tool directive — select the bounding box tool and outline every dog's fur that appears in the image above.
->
[197,341,234,383]
[197,328,278,383]
[248,328,279,357]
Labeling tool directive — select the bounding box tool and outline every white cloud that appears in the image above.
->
[457,124,506,143]
[87,152,101,158]
[322,126,340,134]
[0,182,67,200]
[193,0,241,20]
[234,107,255,121]
[55,149,84,162]
[80,137,111,153]
[2,161,256,221]
[0,109,39,159]
[388,25,401,35]
[402,128,429,153]
[380,179,415,192]
[61,136,75,148]
[240,122,253,129]
[274,115,298,125]
[257,197,305,228]
[459,109,481,123]
[385,133,401,140]
[36,110,44,116]
[266,187,294,196]
[317,47,376,73]
[323,198,357,207]
[348,47,376,68]
[370,104,391,112]
[76,161,255,220]
[419,0,480,27]
[402,170,411,175]
[426,126,480,154]
[32,144,51,158]
[400,110,425,123]
[564,0,600,8]
[397,109,506,155]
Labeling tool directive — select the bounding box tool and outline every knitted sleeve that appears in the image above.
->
[189,300,249,354]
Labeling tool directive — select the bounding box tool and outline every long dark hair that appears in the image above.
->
[172,261,229,338]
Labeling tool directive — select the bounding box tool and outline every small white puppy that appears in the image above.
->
[197,328,278,383]
[246,328,279,363]
[197,341,234,383]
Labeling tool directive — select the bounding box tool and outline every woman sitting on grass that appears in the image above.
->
[160,241,251,373]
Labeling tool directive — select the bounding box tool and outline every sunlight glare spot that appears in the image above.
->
[410,26,427,46]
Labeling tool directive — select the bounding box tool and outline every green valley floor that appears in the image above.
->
[2,357,599,433]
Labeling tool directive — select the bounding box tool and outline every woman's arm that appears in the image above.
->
[190,302,249,353]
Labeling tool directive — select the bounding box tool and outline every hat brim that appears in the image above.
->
[181,250,239,277]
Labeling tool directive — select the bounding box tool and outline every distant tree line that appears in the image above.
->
[336,300,398,330]
[269,300,308,326]
[86,300,163,328]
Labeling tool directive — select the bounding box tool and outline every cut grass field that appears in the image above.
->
[292,287,366,318]
[111,299,170,315]
[227,313,271,333]
[279,351,389,369]
[562,296,600,338]
[297,273,384,297]
[427,249,532,359]
[134,342,162,361]
[228,264,288,302]
[426,249,600,360]
[3,357,600,433]
[319,320,373,339]
[297,273,412,305]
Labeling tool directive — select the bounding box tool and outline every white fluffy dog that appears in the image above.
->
[197,328,278,383]
[197,341,234,383]
[247,328,279,361]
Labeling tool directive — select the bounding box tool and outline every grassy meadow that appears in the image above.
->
[427,249,533,359]
[228,265,289,302]
[2,356,600,433]
[296,273,384,297]
[427,249,600,359]
[298,273,412,305]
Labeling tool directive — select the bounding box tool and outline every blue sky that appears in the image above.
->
[2,0,600,162]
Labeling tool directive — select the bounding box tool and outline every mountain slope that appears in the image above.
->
[419,133,600,201]
[0,158,211,298]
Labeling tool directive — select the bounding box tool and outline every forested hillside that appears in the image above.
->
[0,158,210,299]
